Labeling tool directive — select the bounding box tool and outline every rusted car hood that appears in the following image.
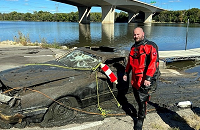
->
[0,62,87,89]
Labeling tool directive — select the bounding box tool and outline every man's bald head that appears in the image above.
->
[133,27,145,43]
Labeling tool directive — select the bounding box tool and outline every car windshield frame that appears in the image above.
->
[57,49,102,69]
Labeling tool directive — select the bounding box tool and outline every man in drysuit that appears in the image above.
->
[123,27,160,130]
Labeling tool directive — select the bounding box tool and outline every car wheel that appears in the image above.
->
[41,97,79,127]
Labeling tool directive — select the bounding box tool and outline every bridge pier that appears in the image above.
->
[78,6,91,24]
[144,12,153,23]
[101,5,115,24]
[79,24,91,44]
[102,24,114,43]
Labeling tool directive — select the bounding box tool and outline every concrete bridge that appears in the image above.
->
[51,0,165,24]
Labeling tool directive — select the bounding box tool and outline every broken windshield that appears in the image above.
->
[58,50,101,69]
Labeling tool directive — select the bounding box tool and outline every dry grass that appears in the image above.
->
[184,114,200,130]
[144,108,200,130]
[14,31,31,46]
[150,123,167,129]
[0,40,67,50]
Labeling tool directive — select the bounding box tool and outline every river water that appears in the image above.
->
[1,21,200,51]
[0,21,200,73]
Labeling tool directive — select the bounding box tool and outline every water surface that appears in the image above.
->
[0,21,200,51]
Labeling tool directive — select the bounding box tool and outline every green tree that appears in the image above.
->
[68,12,79,22]
[90,12,102,22]
[0,8,199,23]
[0,13,4,20]
[10,11,19,20]
[23,12,32,21]
[153,8,200,23]
[185,8,200,23]
[115,11,128,22]
[197,11,200,22]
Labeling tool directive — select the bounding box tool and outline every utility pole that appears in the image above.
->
[55,4,59,13]
[185,19,189,51]
[55,4,59,21]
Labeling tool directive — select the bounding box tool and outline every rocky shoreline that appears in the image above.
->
[0,41,200,130]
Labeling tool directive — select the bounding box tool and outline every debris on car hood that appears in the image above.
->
[0,63,85,89]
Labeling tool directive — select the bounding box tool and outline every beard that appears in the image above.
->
[134,37,143,43]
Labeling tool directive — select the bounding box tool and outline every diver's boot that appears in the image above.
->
[134,102,146,130]
[133,117,144,130]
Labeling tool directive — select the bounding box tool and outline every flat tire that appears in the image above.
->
[41,97,79,127]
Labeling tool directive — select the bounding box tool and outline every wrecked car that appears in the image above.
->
[0,46,129,128]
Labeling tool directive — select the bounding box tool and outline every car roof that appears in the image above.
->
[78,46,126,62]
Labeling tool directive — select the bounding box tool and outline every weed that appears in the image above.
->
[184,114,200,130]
[14,31,30,46]
[40,43,63,49]
[151,123,166,129]
[40,37,47,44]
[12,31,65,49]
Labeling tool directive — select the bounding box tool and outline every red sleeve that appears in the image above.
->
[145,45,158,81]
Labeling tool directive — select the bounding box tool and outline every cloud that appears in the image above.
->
[6,0,19,1]
[49,10,56,12]
[39,6,47,9]
[24,0,29,5]
[169,0,181,2]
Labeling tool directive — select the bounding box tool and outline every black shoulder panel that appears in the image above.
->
[146,40,158,50]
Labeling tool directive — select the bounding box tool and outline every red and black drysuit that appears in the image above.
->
[125,38,159,120]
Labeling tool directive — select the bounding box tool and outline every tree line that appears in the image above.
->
[153,8,200,23]
[0,8,199,23]
[0,11,127,22]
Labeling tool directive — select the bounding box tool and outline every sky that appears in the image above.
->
[0,0,200,14]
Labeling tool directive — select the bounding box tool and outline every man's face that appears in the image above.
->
[133,28,144,42]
